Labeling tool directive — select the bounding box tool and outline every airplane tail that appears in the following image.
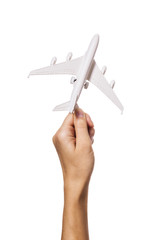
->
[53,101,70,111]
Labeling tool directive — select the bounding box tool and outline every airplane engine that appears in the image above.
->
[84,81,89,89]
[66,52,72,61]
[70,76,77,84]
[101,65,107,75]
[50,57,57,65]
[110,80,115,89]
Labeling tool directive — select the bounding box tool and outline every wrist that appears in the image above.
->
[64,179,89,202]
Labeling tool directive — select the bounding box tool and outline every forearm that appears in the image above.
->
[61,182,89,240]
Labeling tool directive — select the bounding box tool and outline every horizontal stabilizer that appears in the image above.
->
[53,101,70,111]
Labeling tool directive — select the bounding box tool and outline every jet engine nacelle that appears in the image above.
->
[66,52,72,61]
[84,81,89,89]
[101,66,107,75]
[50,57,57,65]
[110,80,115,89]
[70,76,77,84]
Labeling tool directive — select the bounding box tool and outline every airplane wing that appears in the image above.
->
[28,57,83,77]
[88,61,124,113]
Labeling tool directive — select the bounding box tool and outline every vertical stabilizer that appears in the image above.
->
[53,101,70,111]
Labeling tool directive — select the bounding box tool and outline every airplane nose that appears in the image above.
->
[93,34,99,44]
[89,34,99,52]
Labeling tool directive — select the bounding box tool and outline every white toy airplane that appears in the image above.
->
[29,34,124,113]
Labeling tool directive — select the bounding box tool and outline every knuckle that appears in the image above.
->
[55,129,66,143]
[52,127,67,147]
[52,134,57,146]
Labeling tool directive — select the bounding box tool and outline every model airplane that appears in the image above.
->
[29,34,124,113]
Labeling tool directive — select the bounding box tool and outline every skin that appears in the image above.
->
[52,107,95,240]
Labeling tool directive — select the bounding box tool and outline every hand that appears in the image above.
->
[52,107,95,195]
[53,107,95,240]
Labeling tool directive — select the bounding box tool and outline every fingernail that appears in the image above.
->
[75,108,84,118]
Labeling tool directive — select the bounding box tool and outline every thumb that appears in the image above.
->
[74,107,91,148]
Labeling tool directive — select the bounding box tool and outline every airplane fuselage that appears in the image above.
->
[69,35,99,112]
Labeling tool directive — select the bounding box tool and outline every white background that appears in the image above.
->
[0,0,160,239]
